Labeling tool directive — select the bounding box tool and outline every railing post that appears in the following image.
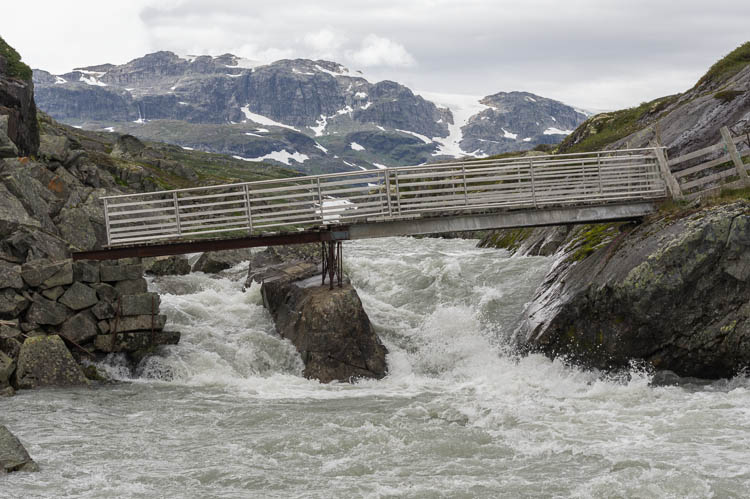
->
[384,170,393,217]
[393,170,402,214]
[596,153,603,197]
[172,192,181,236]
[653,146,682,199]
[461,166,468,205]
[103,198,111,246]
[721,126,750,186]
[529,159,537,208]
[243,184,253,234]
[316,177,324,222]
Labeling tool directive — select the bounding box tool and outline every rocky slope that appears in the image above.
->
[514,200,750,379]
[33,51,587,173]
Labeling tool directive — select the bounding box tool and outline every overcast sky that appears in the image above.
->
[4,0,749,110]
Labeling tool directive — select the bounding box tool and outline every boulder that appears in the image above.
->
[143,255,191,276]
[518,202,750,379]
[262,273,388,383]
[60,311,98,344]
[111,314,167,333]
[14,335,89,389]
[0,425,39,473]
[58,282,98,311]
[20,259,72,288]
[0,114,18,158]
[41,286,65,301]
[0,320,22,358]
[0,289,28,319]
[25,294,70,326]
[37,133,68,164]
[0,183,37,238]
[91,300,115,320]
[1,227,70,263]
[0,261,23,289]
[100,263,143,282]
[92,282,118,303]
[0,350,14,387]
[94,330,180,353]
[193,249,254,273]
[114,278,147,295]
[120,293,160,316]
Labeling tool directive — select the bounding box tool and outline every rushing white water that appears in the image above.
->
[4,237,750,498]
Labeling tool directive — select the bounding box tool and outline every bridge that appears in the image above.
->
[74,147,671,287]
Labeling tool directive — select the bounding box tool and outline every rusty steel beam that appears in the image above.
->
[73,229,351,261]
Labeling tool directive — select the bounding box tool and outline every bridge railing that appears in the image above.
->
[101,148,666,246]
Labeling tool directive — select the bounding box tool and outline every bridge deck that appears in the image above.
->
[74,148,667,260]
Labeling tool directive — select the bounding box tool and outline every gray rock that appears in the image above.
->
[91,300,115,320]
[37,134,69,164]
[14,335,89,389]
[110,314,167,333]
[120,293,160,317]
[58,282,98,311]
[21,259,72,289]
[143,255,191,276]
[41,286,65,301]
[262,271,388,383]
[518,202,750,379]
[100,263,143,282]
[56,207,97,251]
[2,228,70,263]
[72,260,100,283]
[0,425,39,473]
[92,282,118,302]
[97,320,110,334]
[0,115,18,158]
[0,289,29,319]
[114,278,147,295]
[60,311,98,344]
[0,183,38,238]
[0,350,14,387]
[193,249,254,274]
[1,168,58,235]
[25,294,70,326]
[0,260,23,290]
[94,330,180,353]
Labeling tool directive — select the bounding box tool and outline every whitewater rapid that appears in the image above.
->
[3,237,750,498]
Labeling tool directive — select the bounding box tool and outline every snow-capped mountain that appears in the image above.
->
[33,51,587,173]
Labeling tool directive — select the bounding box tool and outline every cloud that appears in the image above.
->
[303,29,346,59]
[347,35,416,68]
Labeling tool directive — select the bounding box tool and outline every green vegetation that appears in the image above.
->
[557,94,679,154]
[567,223,620,263]
[481,228,533,251]
[713,90,745,103]
[0,36,32,81]
[695,41,750,89]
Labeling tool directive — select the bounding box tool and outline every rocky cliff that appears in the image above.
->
[0,36,38,156]
[33,51,587,173]
[515,200,750,379]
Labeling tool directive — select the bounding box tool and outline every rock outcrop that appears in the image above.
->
[517,201,750,379]
[15,335,90,389]
[262,273,388,383]
[0,36,39,156]
[0,425,39,474]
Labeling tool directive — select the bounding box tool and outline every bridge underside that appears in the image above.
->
[73,201,657,261]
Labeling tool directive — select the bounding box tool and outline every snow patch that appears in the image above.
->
[182,146,194,150]
[310,114,327,137]
[101,127,115,132]
[502,128,518,140]
[350,142,365,151]
[314,142,328,153]
[372,163,388,170]
[396,129,432,144]
[54,76,67,85]
[292,68,314,76]
[315,64,350,77]
[79,74,107,86]
[360,101,371,110]
[244,132,262,137]
[525,96,537,103]
[416,91,490,158]
[233,150,309,166]
[240,106,299,131]
[178,101,189,106]
[522,138,532,142]
[354,92,368,99]
[543,127,574,135]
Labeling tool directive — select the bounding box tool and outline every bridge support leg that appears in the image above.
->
[321,241,343,290]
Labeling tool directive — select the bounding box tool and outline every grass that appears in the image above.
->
[557,95,679,154]
[714,90,745,103]
[0,36,32,81]
[695,41,750,89]
[567,224,620,262]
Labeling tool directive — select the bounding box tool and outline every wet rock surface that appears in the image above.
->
[0,425,39,474]
[261,268,388,383]
[518,201,750,378]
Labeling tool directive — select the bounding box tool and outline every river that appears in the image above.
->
[3,237,750,498]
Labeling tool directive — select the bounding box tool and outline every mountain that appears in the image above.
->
[33,51,587,173]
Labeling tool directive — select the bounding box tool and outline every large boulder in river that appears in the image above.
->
[14,335,89,389]
[0,425,39,473]
[193,248,255,273]
[518,201,750,379]
[262,270,388,383]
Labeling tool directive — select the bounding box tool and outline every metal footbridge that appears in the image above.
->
[74,147,671,286]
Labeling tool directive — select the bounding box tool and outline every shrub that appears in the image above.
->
[0,36,32,81]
